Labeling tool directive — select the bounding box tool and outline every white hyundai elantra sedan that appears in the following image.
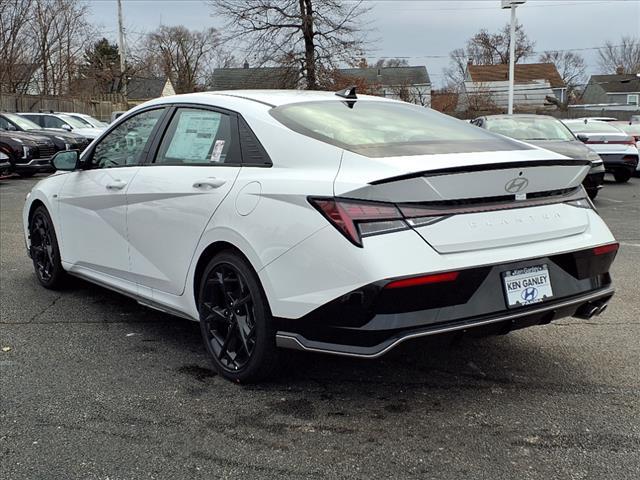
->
[23,90,618,382]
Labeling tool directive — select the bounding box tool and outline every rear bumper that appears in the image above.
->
[274,245,617,357]
[276,287,614,358]
[600,153,638,174]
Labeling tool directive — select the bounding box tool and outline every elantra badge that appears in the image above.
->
[505,177,529,193]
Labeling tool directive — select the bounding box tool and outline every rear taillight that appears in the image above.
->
[593,242,619,256]
[309,198,406,247]
[385,271,459,289]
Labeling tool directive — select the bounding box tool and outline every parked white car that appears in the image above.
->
[17,112,105,140]
[58,112,109,129]
[23,90,618,382]
[563,119,639,183]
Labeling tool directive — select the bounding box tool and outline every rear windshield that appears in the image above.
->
[270,101,527,157]
[563,121,624,134]
[615,123,640,135]
[485,116,575,142]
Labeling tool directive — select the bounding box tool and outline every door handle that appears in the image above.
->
[193,178,226,189]
[106,180,127,190]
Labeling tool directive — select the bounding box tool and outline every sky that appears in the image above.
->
[89,0,640,88]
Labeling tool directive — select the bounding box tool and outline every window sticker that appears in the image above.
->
[165,111,221,162]
[210,139,225,163]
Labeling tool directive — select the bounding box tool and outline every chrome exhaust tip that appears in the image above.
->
[574,303,600,320]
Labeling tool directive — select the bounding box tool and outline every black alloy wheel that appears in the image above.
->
[29,206,67,288]
[198,252,278,383]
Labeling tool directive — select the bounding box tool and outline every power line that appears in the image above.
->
[369,44,626,61]
[367,0,635,12]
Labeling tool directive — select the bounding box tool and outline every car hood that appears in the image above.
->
[37,129,88,141]
[0,131,51,144]
[72,127,104,138]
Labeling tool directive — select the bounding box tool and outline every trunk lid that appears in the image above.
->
[334,148,591,253]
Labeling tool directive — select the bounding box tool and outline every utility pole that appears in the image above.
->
[502,0,526,115]
[117,0,127,98]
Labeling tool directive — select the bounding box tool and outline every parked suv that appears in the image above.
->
[1,113,91,153]
[17,112,104,140]
[0,131,56,177]
[471,114,605,199]
[0,149,12,175]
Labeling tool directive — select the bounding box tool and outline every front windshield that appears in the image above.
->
[3,113,42,130]
[69,115,93,127]
[59,114,91,129]
[564,121,624,134]
[270,100,526,157]
[485,116,575,141]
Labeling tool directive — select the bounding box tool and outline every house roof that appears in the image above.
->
[467,63,565,88]
[339,66,430,86]
[127,77,169,99]
[210,67,298,90]
[588,74,640,93]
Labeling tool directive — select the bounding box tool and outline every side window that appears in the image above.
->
[23,115,42,127]
[44,116,66,129]
[91,109,164,168]
[154,108,236,165]
[0,117,9,130]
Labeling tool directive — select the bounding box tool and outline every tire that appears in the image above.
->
[29,206,68,289]
[613,170,631,183]
[587,188,599,200]
[198,251,279,383]
[18,171,36,178]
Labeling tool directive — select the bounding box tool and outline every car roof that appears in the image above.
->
[147,89,399,108]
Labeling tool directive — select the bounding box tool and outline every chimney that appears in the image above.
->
[243,60,249,69]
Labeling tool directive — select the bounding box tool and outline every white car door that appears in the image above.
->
[126,106,242,296]
[57,108,167,286]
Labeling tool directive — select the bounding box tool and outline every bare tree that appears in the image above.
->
[209,0,371,89]
[538,50,586,109]
[375,58,409,68]
[443,22,534,91]
[0,0,37,93]
[598,36,640,74]
[28,0,95,95]
[146,25,221,93]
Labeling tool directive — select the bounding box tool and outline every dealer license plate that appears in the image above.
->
[502,264,554,308]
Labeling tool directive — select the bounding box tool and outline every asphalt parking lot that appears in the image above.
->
[1,175,639,480]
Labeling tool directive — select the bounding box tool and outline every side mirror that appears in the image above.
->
[51,150,79,171]
[577,134,588,143]
[61,124,72,132]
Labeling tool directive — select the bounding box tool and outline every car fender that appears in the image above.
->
[22,173,70,251]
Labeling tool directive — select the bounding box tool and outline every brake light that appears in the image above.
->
[385,271,460,289]
[593,243,619,256]
[309,197,405,247]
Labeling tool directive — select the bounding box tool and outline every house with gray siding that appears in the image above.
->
[581,72,640,108]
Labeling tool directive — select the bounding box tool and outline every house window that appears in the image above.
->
[628,94,639,106]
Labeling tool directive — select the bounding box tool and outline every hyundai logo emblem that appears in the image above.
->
[505,177,529,193]
[521,287,538,302]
